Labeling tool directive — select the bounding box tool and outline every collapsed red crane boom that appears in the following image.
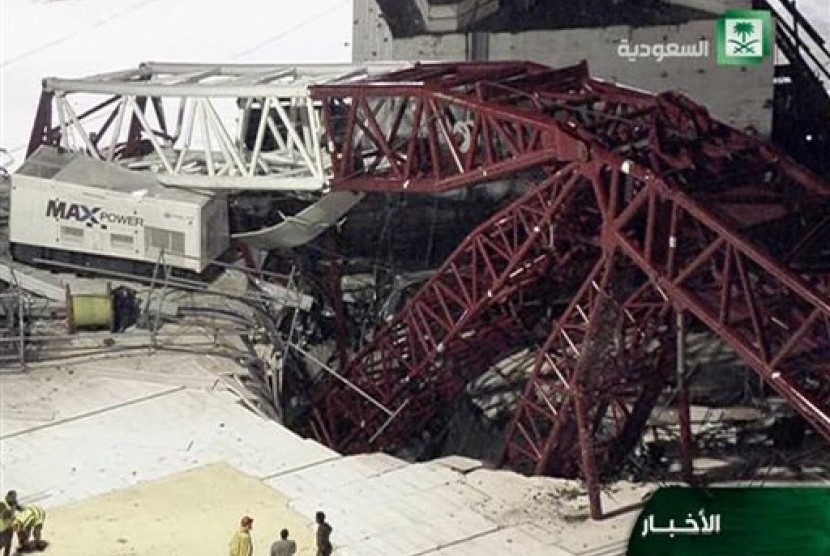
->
[307,60,830,516]
[314,61,594,193]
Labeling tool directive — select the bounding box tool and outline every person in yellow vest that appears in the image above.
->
[12,505,47,552]
[229,515,254,556]
[0,504,13,556]
[1,490,23,556]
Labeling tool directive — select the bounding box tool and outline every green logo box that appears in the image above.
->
[627,486,830,556]
[715,9,774,66]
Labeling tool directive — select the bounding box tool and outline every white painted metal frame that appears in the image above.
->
[42,62,411,192]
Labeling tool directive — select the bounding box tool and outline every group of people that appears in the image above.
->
[229,510,333,556]
[0,491,48,555]
[0,489,335,556]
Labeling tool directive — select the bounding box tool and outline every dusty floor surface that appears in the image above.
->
[40,463,317,556]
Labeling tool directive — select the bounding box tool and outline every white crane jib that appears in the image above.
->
[37,61,411,192]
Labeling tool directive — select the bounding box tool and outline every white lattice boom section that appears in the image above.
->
[30,62,411,191]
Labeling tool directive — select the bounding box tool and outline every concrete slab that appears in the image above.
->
[346,452,408,474]
[44,463,320,556]
[433,454,485,473]
[421,526,574,556]
[76,353,223,389]
[0,371,176,436]
[1,385,336,507]
[2,349,645,556]
[268,458,517,554]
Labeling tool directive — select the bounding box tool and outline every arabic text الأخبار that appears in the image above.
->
[640,510,721,538]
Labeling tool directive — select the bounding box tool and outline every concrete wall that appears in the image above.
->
[488,21,773,135]
[353,0,774,136]
[353,0,396,61]
[415,0,500,33]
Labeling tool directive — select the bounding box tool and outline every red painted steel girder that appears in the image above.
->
[309,162,605,453]
[310,61,830,485]
[312,60,826,203]
[499,154,679,481]
[312,62,595,193]
[611,162,830,438]
[503,149,830,478]
[502,248,674,480]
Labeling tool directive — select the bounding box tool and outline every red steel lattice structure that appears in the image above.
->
[308,61,830,517]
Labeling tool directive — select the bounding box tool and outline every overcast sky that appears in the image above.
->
[0,0,353,167]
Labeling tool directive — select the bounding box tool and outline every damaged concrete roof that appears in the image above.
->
[0,348,650,555]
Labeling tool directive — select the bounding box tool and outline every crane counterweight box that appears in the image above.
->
[10,146,229,273]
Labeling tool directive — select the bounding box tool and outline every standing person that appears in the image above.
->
[0,505,13,556]
[0,492,21,556]
[270,528,296,556]
[4,493,20,513]
[12,504,47,552]
[229,515,254,556]
[315,511,333,556]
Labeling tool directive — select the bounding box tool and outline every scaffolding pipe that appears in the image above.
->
[288,342,394,417]
[676,310,695,484]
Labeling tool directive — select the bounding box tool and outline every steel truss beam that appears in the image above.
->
[497,83,830,515]
[310,161,604,452]
[311,62,592,193]
[27,62,409,191]
[500,146,830,514]
[610,163,830,439]
[502,229,675,471]
[502,251,674,515]
[308,60,830,517]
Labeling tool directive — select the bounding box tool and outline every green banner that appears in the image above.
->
[626,487,830,556]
